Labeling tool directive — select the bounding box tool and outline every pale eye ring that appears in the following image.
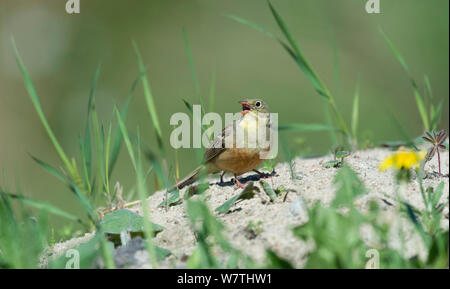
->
[255,101,261,107]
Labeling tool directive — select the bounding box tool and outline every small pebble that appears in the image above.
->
[290,195,308,217]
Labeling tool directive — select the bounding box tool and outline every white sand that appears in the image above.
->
[45,147,449,268]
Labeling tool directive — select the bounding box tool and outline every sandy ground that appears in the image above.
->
[44,147,449,268]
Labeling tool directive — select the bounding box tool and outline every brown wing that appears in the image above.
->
[204,122,235,163]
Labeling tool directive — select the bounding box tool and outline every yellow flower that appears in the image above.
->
[379,148,426,171]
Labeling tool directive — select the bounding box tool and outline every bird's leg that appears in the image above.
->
[220,171,226,184]
[253,169,271,179]
[234,174,246,189]
[437,149,441,175]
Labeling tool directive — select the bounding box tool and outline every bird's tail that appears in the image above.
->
[170,165,205,191]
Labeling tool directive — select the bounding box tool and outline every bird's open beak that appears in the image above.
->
[239,100,251,115]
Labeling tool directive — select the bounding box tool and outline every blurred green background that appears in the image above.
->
[0,0,448,225]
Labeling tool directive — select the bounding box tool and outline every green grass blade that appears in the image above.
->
[351,80,360,140]
[380,30,410,73]
[104,123,112,195]
[83,64,102,181]
[0,189,49,269]
[78,134,90,192]
[82,127,92,184]
[11,36,73,174]
[413,89,429,131]
[115,107,137,170]
[183,28,203,107]
[278,123,334,132]
[268,1,331,101]
[278,41,329,101]
[424,75,433,97]
[182,29,207,165]
[405,203,430,248]
[380,30,430,130]
[330,29,341,91]
[181,98,205,163]
[68,180,96,223]
[430,99,444,131]
[6,193,84,225]
[228,5,350,136]
[423,75,444,130]
[209,69,216,113]
[181,98,206,133]
[388,112,418,150]
[92,109,105,194]
[132,41,163,142]
[136,129,158,268]
[226,14,275,38]
[424,75,433,109]
[227,9,316,93]
[280,133,294,179]
[28,154,66,183]
[229,11,329,101]
[68,179,115,268]
[98,235,116,269]
[182,99,194,114]
[108,72,143,178]
[321,100,338,146]
[143,146,169,189]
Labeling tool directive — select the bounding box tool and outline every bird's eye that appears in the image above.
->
[255,101,261,107]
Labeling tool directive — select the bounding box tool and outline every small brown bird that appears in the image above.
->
[172,99,272,190]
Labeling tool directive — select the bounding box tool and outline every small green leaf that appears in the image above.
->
[49,233,114,269]
[431,182,444,209]
[335,150,350,159]
[323,160,341,168]
[265,250,294,269]
[215,182,258,213]
[260,180,277,202]
[405,203,430,247]
[158,190,182,208]
[155,245,172,261]
[292,202,367,268]
[184,183,210,200]
[187,200,231,252]
[100,209,163,235]
[215,194,241,213]
[331,165,365,207]
[275,186,287,195]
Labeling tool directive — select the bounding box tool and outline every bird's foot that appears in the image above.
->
[235,180,246,189]
[234,175,247,189]
[219,171,226,184]
[253,169,274,179]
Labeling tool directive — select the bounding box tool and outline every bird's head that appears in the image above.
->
[239,99,269,115]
